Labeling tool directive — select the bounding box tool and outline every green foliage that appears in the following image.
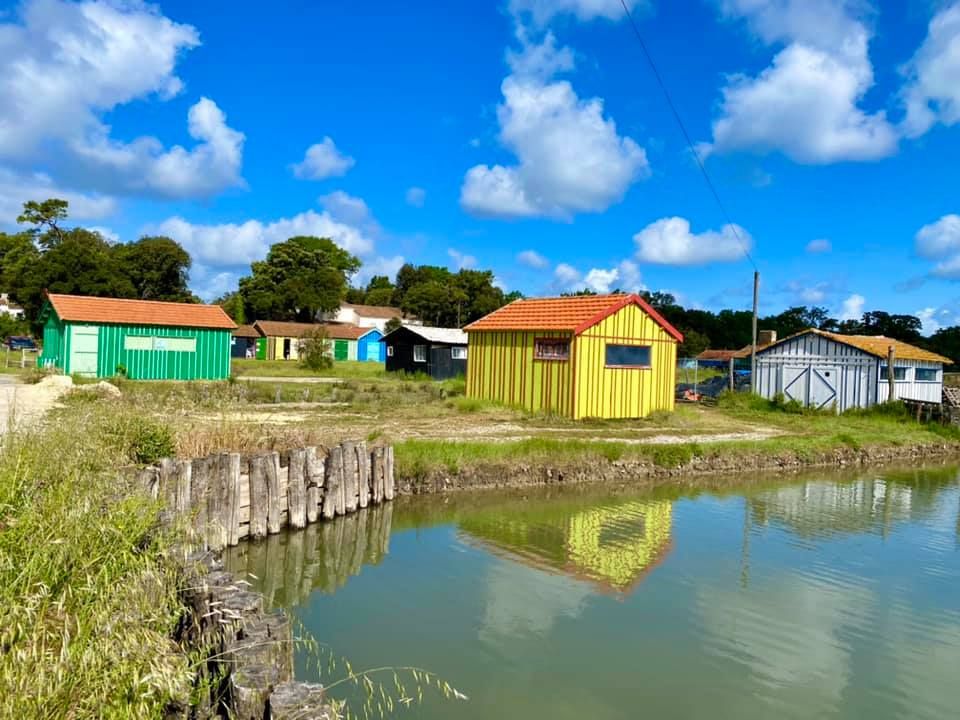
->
[239,236,360,322]
[392,263,508,327]
[215,291,247,324]
[106,415,176,464]
[298,327,334,371]
[384,316,403,333]
[16,198,69,247]
[113,236,194,302]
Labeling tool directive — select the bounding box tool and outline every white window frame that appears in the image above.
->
[880,365,908,381]
[451,346,467,360]
[915,367,939,383]
[386,345,394,357]
[534,338,570,361]
[413,344,427,363]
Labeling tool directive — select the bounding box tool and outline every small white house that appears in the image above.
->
[321,303,418,333]
[755,329,951,411]
[0,293,24,319]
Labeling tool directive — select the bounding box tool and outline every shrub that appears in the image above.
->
[298,328,333,371]
[106,415,176,464]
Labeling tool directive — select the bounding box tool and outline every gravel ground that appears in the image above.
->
[0,375,73,433]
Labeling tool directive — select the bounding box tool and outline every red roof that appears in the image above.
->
[253,320,365,340]
[46,294,236,330]
[465,294,683,343]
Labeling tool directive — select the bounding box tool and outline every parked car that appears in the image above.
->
[4,335,37,350]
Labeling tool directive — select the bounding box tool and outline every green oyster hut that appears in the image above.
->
[38,293,236,380]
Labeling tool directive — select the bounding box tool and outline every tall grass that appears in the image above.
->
[0,406,191,718]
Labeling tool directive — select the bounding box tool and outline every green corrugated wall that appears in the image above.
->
[60,322,231,380]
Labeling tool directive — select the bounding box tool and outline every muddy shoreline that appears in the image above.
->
[396,441,960,494]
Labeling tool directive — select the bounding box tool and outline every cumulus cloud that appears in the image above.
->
[354,254,406,287]
[901,3,960,138]
[448,248,478,270]
[806,238,832,253]
[705,0,898,163]
[517,249,550,268]
[318,190,376,230]
[915,214,960,278]
[552,259,643,294]
[154,209,374,268]
[0,0,244,198]
[633,216,752,265]
[405,187,426,207]
[291,137,355,180]
[461,34,648,220]
[508,0,645,26]
[0,167,116,227]
[839,293,865,321]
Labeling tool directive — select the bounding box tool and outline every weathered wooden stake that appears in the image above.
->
[304,446,324,523]
[265,451,282,535]
[207,455,228,551]
[342,441,359,513]
[248,454,269,540]
[159,457,177,512]
[322,445,342,520]
[287,448,307,530]
[175,459,192,515]
[370,447,385,505]
[190,457,210,548]
[887,345,897,402]
[357,441,370,509]
[224,453,242,546]
[384,445,395,501]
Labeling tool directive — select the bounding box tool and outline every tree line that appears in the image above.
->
[2,198,958,367]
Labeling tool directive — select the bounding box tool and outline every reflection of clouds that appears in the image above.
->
[479,559,592,644]
[697,576,873,717]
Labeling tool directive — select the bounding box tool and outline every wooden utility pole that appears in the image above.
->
[887,345,896,402]
[751,270,759,393]
[728,357,735,392]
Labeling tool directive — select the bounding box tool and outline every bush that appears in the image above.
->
[298,328,333,372]
[107,415,176,464]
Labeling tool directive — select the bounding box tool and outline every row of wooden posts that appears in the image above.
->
[139,441,395,551]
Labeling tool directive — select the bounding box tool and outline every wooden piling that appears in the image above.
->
[207,455,228,551]
[248,454,269,540]
[190,457,210,548]
[265,451,282,535]
[370,447,385,505]
[322,445,342,520]
[224,453,242,547]
[384,445,395,501]
[159,457,177,512]
[304,446,324,523]
[357,441,370,509]
[342,441,359,513]
[287,449,307,530]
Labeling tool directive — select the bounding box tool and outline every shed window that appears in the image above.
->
[534,339,569,360]
[123,335,196,352]
[880,366,907,381]
[451,346,467,360]
[124,335,153,351]
[605,344,652,368]
[916,368,939,382]
[413,344,427,362]
[387,345,394,357]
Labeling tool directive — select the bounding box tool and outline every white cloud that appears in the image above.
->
[0,167,116,227]
[291,137,355,180]
[508,0,644,26]
[916,214,960,278]
[0,1,244,199]
[189,264,240,302]
[706,1,898,163]
[506,30,574,79]
[517,249,550,268]
[806,238,832,253]
[318,190,375,229]
[782,280,834,304]
[916,307,941,334]
[88,226,119,244]
[633,216,752,265]
[448,248,477,270]
[70,97,245,198]
[354,255,406,286]
[553,263,582,288]
[405,186,426,207]
[901,3,960,138]
[552,259,643,294]
[461,35,648,220]
[839,293,865,321]
[154,208,374,268]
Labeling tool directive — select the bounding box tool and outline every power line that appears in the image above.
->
[618,0,757,271]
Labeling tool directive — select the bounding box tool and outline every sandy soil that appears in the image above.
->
[237,376,344,384]
[0,375,73,433]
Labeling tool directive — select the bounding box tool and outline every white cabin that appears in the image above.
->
[755,329,950,411]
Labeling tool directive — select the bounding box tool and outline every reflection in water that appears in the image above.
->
[224,502,393,608]
[225,468,960,720]
[460,498,673,593]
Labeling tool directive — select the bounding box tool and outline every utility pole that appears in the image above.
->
[887,345,896,402]
[751,270,759,393]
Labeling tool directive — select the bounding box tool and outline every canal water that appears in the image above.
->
[225,467,960,719]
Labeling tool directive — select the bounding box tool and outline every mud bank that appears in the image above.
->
[396,441,960,494]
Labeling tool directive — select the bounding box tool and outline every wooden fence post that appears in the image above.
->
[175,459,192,515]
[248,454,269,540]
[159,457,177,512]
[887,345,896,402]
[357,441,370,509]
[265,451,282,535]
[370,447,385,505]
[224,453,242,546]
[304,447,324,523]
[322,445,342,520]
[342,441,359,513]
[287,448,307,530]
[190,457,210,549]
[384,446,395,501]
[206,454,228,551]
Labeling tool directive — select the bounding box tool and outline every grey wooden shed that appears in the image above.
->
[755,329,951,411]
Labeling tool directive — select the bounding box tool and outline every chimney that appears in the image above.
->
[758,329,777,346]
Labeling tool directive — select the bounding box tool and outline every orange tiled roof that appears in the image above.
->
[341,303,404,319]
[46,294,236,330]
[253,320,365,340]
[465,294,684,342]
[232,324,261,338]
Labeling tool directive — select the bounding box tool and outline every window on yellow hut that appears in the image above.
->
[535,339,569,360]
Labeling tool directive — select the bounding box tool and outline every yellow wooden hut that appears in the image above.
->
[465,294,683,419]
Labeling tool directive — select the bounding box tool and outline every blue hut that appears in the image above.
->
[357,327,386,362]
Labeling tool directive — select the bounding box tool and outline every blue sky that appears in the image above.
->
[1,0,960,333]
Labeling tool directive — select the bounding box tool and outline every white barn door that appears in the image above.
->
[781,365,839,409]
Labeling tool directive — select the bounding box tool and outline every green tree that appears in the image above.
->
[113,236,194,301]
[927,327,960,369]
[239,236,360,321]
[402,281,453,326]
[17,198,69,248]
[298,327,333,371]
[216,291,247,324]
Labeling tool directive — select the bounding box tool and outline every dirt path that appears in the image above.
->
[237,376,344,385]
[0,375,73,433]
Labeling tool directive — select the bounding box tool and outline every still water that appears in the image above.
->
[225,467,960,719]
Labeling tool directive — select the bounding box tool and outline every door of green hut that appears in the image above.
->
[255,337,267,360]
[334,339,348,361]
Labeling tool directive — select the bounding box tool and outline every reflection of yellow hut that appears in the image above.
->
[461,499,673,594]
